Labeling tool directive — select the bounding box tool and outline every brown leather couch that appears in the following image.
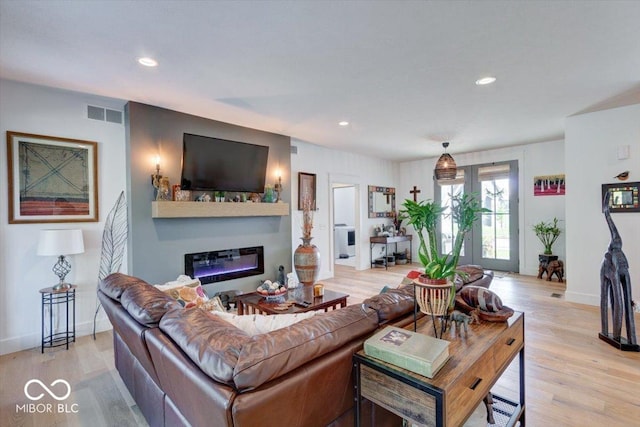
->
[98,273,417,427]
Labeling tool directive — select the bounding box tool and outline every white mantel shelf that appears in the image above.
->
[151,201,290,218]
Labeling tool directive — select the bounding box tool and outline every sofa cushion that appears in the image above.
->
[99,272,150,301]
[155,276,209,309]
[233,304,378,391]
[160,308,251,385]
[362,286,414,323]
[120,284,181,327]
[209,311,316,335]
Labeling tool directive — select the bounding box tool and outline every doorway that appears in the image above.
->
[332,183,358,269]
[435,160,519,272]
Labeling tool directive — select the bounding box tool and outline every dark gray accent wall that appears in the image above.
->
[125,102,291,293]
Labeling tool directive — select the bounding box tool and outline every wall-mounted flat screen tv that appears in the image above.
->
[181,133,269,192]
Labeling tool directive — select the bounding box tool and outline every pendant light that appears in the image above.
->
[434,142,457,180]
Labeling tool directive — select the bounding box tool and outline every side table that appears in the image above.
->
[39,285,77,353]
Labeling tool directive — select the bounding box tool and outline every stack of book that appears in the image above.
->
[364,326,450,378]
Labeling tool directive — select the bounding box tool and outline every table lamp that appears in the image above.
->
[37,229,85,290]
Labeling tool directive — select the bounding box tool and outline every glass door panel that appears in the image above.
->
[435,161,519,272]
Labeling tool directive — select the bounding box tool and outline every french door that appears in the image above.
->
[435,160,519,272]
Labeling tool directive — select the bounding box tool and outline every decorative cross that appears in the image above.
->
[410,185,421,201]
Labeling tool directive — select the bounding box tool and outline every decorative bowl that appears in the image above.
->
[256,281,288,301]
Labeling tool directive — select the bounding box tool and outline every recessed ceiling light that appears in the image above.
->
[138,57,158,67]
[338,121,350,127]
[475,76,496,85]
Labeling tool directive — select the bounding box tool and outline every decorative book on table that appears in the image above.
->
[364,326,450,378]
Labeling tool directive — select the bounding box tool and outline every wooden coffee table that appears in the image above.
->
[236,287,348,315]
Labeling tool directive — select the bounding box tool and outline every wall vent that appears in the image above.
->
[290,145,298,154]
[87,105,123,124]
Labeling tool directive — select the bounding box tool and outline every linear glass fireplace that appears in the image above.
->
[185,246,264,284]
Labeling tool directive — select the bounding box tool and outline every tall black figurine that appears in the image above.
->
[599,191,639,351]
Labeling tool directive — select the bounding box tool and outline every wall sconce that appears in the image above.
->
[151,155,162,186]
[434,142,457,180]
[274,169,283,203]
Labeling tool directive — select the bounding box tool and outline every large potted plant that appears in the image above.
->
[402,194,490,319]
[533,217,561,255]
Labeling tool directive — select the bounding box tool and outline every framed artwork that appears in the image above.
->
[7,131,99,224]
[601,182,640,213]
[534,174,565,196]
[298,172,317,210]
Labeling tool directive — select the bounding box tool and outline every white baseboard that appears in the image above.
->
[565,291,599,307]
[0,319,113,356]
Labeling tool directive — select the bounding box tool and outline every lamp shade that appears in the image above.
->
[37,229,85,256]
[434,142,457,180]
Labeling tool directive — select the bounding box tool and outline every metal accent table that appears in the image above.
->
[39,285,76,353]
[369,235,412,269]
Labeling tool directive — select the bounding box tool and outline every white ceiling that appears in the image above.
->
[1,1,639,161]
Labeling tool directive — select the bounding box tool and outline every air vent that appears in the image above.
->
[87,105,123,124]
[290,145,298,154]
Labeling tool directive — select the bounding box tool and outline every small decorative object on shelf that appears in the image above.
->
[263,185,276,203]
[154,176,171,201]
[294,198,320,286]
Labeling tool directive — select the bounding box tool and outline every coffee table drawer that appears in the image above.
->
[493,315,524,373]
[445,346,495,427]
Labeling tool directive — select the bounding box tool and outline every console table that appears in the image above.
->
[353,311,525,427]
[369,235,412,269]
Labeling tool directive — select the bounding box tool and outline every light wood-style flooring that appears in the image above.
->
[1,264,639,426]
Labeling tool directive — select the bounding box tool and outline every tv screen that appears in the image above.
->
[181,133,269,192]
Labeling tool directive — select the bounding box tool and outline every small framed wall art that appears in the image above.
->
[298,172,317,210]
[601,182,640,213]
[6,131,99,223]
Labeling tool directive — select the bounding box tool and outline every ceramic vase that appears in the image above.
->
[294,237,320,286]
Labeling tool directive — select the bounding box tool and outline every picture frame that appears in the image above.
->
[601,182,640,213]
[298,172,317,210]
[7,131,99,224]
[534,174,565,196]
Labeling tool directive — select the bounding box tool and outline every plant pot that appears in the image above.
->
[294,237,320,286]
[414,275,452,316]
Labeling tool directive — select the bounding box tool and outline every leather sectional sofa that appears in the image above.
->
[98,273,420,427]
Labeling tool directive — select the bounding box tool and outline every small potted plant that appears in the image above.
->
[533,217,561,255]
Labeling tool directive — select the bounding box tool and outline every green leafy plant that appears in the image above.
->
[450,192,491,267]
[401,199,444,271]
[533,217,561,255]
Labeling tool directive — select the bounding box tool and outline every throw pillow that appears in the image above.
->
[155,275,209,309]
[458,285,503,312]
[209,311,316,335]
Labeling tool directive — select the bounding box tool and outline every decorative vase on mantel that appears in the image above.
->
[294,237,320,286]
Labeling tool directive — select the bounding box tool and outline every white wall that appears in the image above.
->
[565,103,640,306]
[291,141,398,275]
[398,139,566,276]
[0,79,127,355]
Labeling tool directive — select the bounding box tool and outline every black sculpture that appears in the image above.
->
[599,191,639,351]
